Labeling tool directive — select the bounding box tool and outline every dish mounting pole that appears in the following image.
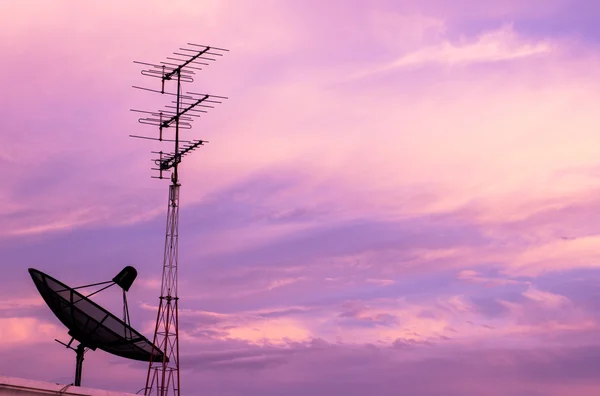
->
[74,343,86,387]
[54,337,88,387]
[132,43,228,396]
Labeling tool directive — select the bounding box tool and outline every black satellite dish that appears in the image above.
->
[29,267,166,387]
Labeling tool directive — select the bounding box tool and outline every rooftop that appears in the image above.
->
[0,376,137,396]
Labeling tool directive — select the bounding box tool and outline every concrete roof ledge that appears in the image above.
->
[0,376,137,395]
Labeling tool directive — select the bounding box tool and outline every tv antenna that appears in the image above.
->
[28,267,166,388]
[132,43,228,396]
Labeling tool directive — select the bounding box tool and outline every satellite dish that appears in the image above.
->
[29,268,166,387]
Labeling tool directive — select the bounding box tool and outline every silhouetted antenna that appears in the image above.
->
[131,44,227,181]
[132,43,228,396]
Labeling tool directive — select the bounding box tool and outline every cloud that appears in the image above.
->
[266,277,307,291]
[506,235,600,277]
[354,23,552,78]
[0,297,44,311]
[365,278,396,287]
[0,317,60,345]
[176,340,600,396]
[458,269,528,286]
[148,304,314,345]
[392,338,434,349]
[522,286,570,308]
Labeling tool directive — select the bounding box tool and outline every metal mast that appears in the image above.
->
[132,43,228,396]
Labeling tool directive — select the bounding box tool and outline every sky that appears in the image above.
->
[1,0,600,394]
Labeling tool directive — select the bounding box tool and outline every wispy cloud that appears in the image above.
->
[354,24,552,78]
[365,278,396,287]
[522,286,570,308]
[457,270,528,287]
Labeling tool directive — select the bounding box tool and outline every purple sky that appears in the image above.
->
[2,1,600,394]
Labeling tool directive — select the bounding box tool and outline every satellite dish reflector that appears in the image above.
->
[29,268,166,387]
[113,265,138,292]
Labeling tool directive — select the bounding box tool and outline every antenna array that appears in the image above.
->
[132,42,228,396]
[132,43,228,182]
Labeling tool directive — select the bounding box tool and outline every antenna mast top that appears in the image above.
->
[132,43,228,183]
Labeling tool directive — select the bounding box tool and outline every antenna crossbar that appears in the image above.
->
[156,140,206,171]
[163,47,210,81]
[160,95,209,128]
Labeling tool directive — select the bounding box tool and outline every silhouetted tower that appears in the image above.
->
[132,43,228,396]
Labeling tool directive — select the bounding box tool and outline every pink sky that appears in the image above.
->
[2,1,600,394]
